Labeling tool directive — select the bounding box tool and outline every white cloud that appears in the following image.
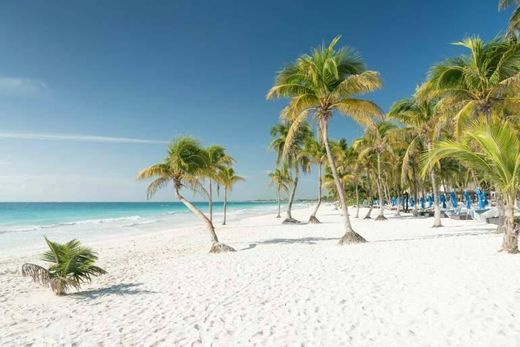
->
[0,131,168,145]
[0,77,48,94]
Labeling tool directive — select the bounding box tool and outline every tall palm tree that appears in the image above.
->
[422,119,520,253]
[138,137,235,253]
[420,37,520,136]
[268,168,292,218]
[22,237,106,295]
[205,145,234,223]
[354,121,397,220]
[388,97,444,227]
[301,135,327,223]
[270,122,311,223]
[499,0,520,36]
[219,167,244,225]
[267,36,382,244]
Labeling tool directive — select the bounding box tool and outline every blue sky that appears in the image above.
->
[0,0,511,201]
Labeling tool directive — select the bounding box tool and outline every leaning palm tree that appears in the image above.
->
[268,168,292,218]
[22,237,106,295]
[420,37,520,136]
[388,96,445,227]
[270,122,311,223]
[219,167,245,225]
[138,136,235,253]
[267,36,382,244]
[421,119,520,253]
[301,135,327,223]
[499,0,520,37]
[205,145,234,223]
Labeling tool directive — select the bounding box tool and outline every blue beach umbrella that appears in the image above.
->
[440,194,447,209]
[463,191,472,209]
[449,192,458,208]
[476,188,488,209]
[420,196,426,209]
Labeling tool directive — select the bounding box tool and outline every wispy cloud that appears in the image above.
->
[0,131,168,145]
[0,77,48,95]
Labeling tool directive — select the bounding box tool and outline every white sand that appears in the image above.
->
[2,205,520,346]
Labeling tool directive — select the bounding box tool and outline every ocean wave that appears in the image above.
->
[0,215,147,234]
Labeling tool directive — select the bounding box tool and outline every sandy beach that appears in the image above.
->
[1,205,520,346]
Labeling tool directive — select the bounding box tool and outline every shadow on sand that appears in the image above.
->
[240,228,498,251]
[371,229,498,244]
[71,282,156,300]
[241,237,339,250]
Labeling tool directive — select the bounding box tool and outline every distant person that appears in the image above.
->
[403,191,409,213]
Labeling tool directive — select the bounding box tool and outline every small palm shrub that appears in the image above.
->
[22,237,106,295]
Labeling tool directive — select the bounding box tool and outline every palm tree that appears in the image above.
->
[205,145,234,223]
[422,119,520,253]
[267,36,382,244]
[354,121,397,220]
[22,237,106,295]
[420,37,520,136]
[270,122,311,223]
[138,137,235,253]
[388,97,444,227]
[301,135,327,223]
[219,167,244,225]
[268,168,292,218]
[499,0,520,36]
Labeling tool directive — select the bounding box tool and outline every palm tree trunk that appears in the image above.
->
[222,189,228,225]
[383,179,391,208]
[276,188,281,218]
[355,182,360,218]
[502,194,519,253]
[54,281,66,296]
[396,185,401,216]
[412,159,419,214]
[174,186,235,253]
[364,168,373,219]
[320,118,366,244]
[375,152,386,221]
[309,163,322,223]
[284,170,299,223]
[208,181,213,223]
[428,143,442,227]
[497,193,506,233]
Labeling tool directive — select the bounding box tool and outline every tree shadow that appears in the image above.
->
[246,236,338,247]
[244,229,498,250]
[240,243,258,251]
[371,229,498,244]
[70,282,156,300]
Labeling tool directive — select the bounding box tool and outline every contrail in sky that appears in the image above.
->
[0,131,168,144]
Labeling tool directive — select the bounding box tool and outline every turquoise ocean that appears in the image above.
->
[0,201,283,252]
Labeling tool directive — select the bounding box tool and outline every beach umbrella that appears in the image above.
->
[449,191,458,208]
[420,196,426,209]
[440,194,447,209]
[463,191,472,209]
[476,188,488,209]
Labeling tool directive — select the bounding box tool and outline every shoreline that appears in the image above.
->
[0,203,312,259]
